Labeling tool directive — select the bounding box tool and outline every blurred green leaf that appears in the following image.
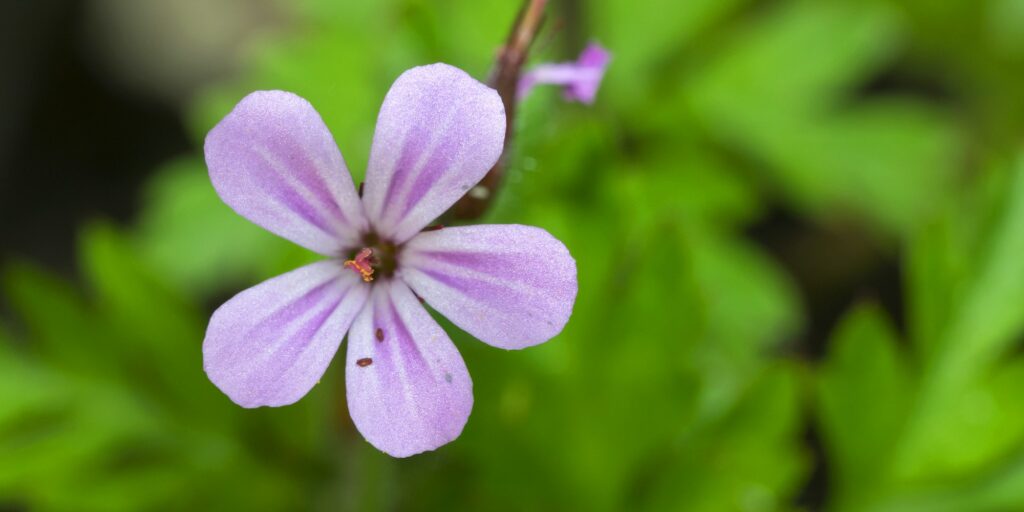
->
[593,0,752,108]
[897,154,1024,481]
[639,365,807,512]
[688,1,898,119]
[817,303,909,511]
[0,222,336,511]
[2,261,116,376]
[685,0,962,233]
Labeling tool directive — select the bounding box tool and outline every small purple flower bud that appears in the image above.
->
[517,42,611,104]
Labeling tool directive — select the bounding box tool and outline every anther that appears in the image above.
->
[343,248,375,282]
[356,357,373,367]
[375,328,384,342]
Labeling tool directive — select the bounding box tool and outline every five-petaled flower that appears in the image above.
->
[203,64,578,457]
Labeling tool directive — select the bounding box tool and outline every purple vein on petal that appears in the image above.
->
[415,267,535,309]
[257,132,356,229]
[378,101,466,231]
[400,136,464,219]
[378,123,431,227]
[253,145,348,239]
[410,250,555,289]
[247,289,348,400]
[412,250,519,272]
[388,290,429,372]
[252,278,340,334]
[374,284,431,423]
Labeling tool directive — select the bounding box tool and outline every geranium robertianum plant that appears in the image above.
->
[202,63,579,457]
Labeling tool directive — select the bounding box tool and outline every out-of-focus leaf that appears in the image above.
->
[817,303,909,512]
[593,0,752,107]
[934,155,1024,382]
[0,228,325,511]
[685,1,962,233]
[905,158,1011,360]
[689,231,801,362]
[615,147,762,230]
[2,261,116,375]
[897,154,1024,481]
[688,1,898,120]
[79,222,216,412]
[865,361,1024,512]
[639,365,807,512]
[751,101,959,233]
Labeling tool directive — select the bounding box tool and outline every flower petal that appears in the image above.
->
[204,261,369,408]
[361,64,505,243]
[399,225,577,349]
[205,90,368,255]
[346,279,473,457]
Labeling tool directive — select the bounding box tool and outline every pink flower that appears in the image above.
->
[517,42,611,104]
[202,64,577,457]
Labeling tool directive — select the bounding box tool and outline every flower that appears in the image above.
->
[202,64,578,457]
[517,42,611,104]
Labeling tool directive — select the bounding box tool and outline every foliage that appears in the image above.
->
[4,0,1024,510]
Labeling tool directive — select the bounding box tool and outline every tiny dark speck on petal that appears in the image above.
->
[375,328,384,342]
[444,372,452,383]
[357,358,373,367]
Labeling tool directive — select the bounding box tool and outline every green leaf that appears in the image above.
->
[639,365,808,512]
[751,101,959,233]
[817,303,910,511]
[868,362,1024,512]
[898,155,1024,479]
[688,1,898,120]
[684,1,962,233]
[2,261,117,375]
[593,0,753,108]
[938,154,1024,381]
[78,222,218,415]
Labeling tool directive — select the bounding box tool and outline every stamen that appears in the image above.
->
[343,248,375,282]
[356,357,373,367]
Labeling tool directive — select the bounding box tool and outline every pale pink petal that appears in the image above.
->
[399,225,577,350]
[203,261,369,407]
[205,91,369,255]
[361,64,505,244]
[346,279,473,457]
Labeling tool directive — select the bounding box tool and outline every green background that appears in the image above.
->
[5,0,1024,510]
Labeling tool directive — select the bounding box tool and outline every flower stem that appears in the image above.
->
[449,0,547,220]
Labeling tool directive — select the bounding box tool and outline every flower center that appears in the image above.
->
[342,234,398,282]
